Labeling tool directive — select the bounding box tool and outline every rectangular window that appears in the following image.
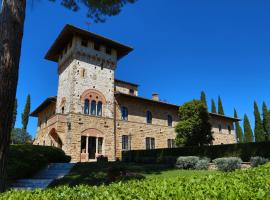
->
[122,135,130,150]
[168,139,176,148]
[81,40,88,47]
[146,137,155,150]
[94,43,100,51]
[106,47,112,55]
[98,138,103,154]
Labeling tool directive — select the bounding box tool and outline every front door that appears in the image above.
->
[88,137,96,160]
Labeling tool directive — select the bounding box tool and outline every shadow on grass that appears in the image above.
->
[50,162,173,188]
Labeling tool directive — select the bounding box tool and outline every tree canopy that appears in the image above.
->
[243,114,253,143]
[218,96,224,115]
[262,102,270,140]
[200,91,207,110]
[21,94,30,130]
[211,99,216,113]
[175,100,213,147]
[234,109,243,143]
[254,101,265,142]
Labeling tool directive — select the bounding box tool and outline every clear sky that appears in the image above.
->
[8,0,270,137]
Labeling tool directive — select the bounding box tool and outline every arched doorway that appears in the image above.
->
[49,128,63,149]
[81,128,104,162]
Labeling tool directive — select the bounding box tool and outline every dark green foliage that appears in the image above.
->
[211,99,217,113]
[59,0,137,22]
[254,101,265,142]
[195,159,210,170]
[7,145,70,181]
[2,163,270,199]
[234,109,243,143]
[213,157,242,172]
[176,156,200,169]
[262,102,270,140]
[10,128,32,144]
[12,98,17,129]
[243,114,253,143]
[200,91,207,110]
[21,94,30,130]
[217,96,224,115]
[175,100,213,147]
[250,157,269,167]
[122,141,270,163]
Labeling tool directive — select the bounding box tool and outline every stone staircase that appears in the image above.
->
[10,163,75,190]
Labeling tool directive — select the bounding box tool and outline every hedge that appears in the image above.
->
[7,145,71,181]
[1,163,270,199]
[122,141,270,164]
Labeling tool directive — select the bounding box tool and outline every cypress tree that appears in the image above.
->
[211,99,217,113]
[200,91,208,110]
[218,96,225,115]
[12,98,17,129]
[21,95,31,130]
[234,109,243,143]
[243,114,253,143]
[254,101,265,142]
[262,102,270,141]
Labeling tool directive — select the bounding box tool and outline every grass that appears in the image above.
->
[50,162,218,188]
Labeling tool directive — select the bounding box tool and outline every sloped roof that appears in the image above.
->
[30,96,57,117]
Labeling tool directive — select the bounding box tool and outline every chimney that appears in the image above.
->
[152,93,159,101]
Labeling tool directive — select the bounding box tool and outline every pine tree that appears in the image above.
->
[218,96,225,115]
[254,101,265,142]
[211,99,217,113]
[262,102,270,140]
[200,91,208,110]
[12,98,17,129]
[21,95,31,130]
[234,109,243,143]
[243,114,254,143]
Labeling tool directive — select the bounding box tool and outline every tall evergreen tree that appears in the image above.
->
[254,101,265,142]
[200,91,208,110]
[243,114,254,143]
[234,109,243,143]
[211,99,217,113]
[262,102,270,140]
[218,96,225,115]
[21,95,30,130]
[12,98,17,129]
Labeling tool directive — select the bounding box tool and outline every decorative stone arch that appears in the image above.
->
[80,89,106,104]
[48,128,63,149]
[81,128,104,137]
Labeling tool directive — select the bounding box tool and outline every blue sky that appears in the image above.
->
[9,0,270,137]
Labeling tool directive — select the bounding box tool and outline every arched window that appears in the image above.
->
[91,100,97,115]
[121,107,128,121]
[84,99,90,114]
[168,115,173,127]
[61,106,65,114]
[146,111,152,124]
[97,102,102,116]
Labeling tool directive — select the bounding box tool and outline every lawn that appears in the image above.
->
[50,162,218,187]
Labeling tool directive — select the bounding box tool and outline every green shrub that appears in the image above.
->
[214,157,242,172]
[250,157,269,167]
[195,159,209,170]
[122,141,270,164]
[7,145,70,181]
[176,156,200,169]
[97,155,108,167]
[2,163,270,199]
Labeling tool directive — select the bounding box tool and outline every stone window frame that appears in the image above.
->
[167,139,176,148]
[121,106,128,121]
[122,135,130,151]
[146,111,153,124]
[146,137,155,150]
[167,115,173,127]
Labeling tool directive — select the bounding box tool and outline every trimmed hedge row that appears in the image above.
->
[2,163,270,199]
[7,145,71,181]
[122,141,270,164]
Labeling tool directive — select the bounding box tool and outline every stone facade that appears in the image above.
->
[31,25,239,162]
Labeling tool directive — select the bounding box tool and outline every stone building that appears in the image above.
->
[31,25,239,162]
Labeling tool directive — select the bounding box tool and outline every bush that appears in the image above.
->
[214,157,242,172]
[195,159,209,170]
[122,141,270,164]
[176,156,200,169]
[2,163,270,199]
[250,157,269,167]
[97,155,108,167]
[7,145,70,181]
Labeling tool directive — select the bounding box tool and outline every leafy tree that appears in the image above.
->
[200,91,207,110]
[175,100,213,147]
[0,0,136,192]
[211,99,217,113]
[12,98,17,129]
[234,109,243,143]
[262,102,270,141]
[218,96,225,115]
[254,101,265,142]
[10,128,32,144]
[21,95,31,130]
[243,114,254,143]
